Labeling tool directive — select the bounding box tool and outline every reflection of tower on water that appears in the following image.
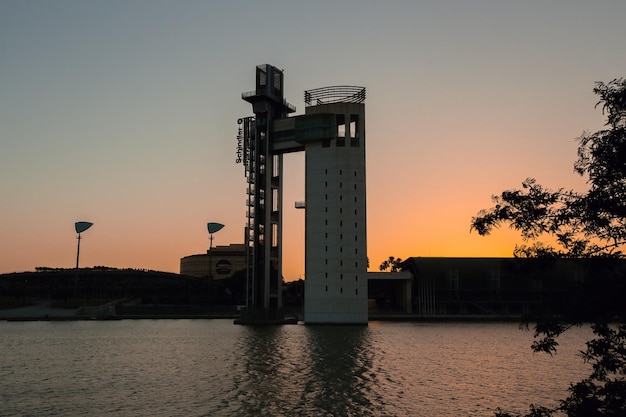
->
[236,325,373,415]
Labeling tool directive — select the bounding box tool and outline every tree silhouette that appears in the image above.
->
[379,256,403,272]
[472,78,626,416]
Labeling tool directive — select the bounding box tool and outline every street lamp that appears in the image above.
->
[207,222,225,257]
[74,221,93,296]
[207,222,224,301]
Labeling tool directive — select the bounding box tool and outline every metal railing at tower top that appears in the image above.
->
[304,86,366,106]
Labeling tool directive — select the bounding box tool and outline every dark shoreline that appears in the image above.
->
[3,313,527,323]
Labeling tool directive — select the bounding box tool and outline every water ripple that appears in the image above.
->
[0,320,590,416]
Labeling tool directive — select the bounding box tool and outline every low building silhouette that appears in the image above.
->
[380,257,626,320]
[180,243,247,280]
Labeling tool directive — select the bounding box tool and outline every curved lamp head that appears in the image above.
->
[207,222,224,234]
[75,222,93,234]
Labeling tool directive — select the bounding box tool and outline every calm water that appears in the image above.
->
[0,320,590,417]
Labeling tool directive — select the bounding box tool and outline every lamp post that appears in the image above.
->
[74,221,93,297]
[207,222,224,303]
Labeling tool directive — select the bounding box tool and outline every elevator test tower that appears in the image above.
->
[237,64,367,324]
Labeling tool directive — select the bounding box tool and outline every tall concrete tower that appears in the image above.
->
[238,65,367,324]
[239,65,295,322]
[301,87,368,324]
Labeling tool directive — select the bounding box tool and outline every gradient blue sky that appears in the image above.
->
[1,1,624,280]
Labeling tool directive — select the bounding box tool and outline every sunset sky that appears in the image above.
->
[1,1,625,280]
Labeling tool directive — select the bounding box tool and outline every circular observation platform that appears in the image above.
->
[304,86,366,106]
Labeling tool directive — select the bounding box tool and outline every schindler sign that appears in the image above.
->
[236,117,254,174]
[235,118,244,164]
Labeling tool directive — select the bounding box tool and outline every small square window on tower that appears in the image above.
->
[337,114,346,138]
[350,115,358,139]
[350,114,360,147]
